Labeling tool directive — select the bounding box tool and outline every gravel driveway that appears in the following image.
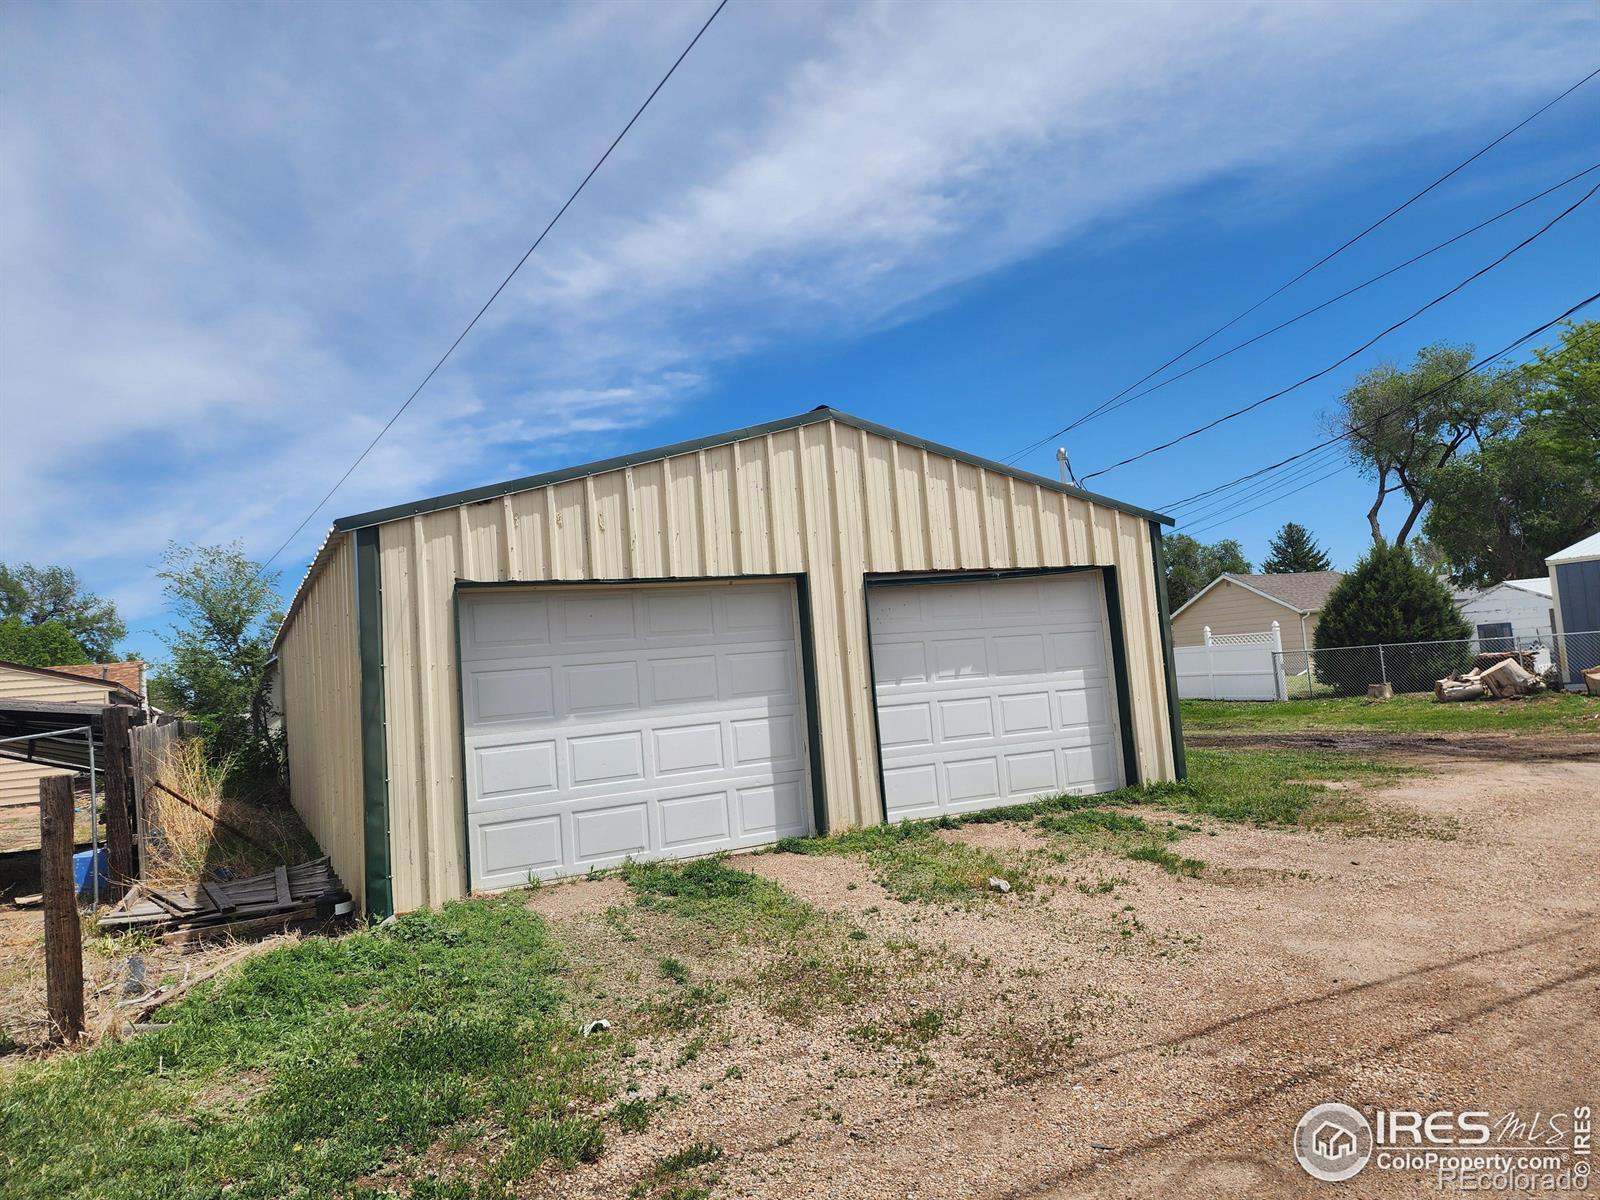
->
[531,754,1599,1200]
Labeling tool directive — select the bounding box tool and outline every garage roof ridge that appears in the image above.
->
[328,407,1174,533]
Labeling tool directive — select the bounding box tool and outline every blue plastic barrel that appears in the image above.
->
[72,848,108,897]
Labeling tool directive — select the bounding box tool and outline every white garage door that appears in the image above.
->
[460,582,812,889]
[868,573,1125,821]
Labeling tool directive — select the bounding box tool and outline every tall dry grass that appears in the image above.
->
[142,738,318,890]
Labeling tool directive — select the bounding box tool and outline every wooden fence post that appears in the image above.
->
[40,774,85,1042]
[102,705,137,904]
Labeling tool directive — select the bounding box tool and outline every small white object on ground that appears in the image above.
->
[987,877,1011,894]
[581,1019,612,1037]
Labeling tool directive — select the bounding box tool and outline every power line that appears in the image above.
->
[1183,460,1358,538]
[1153,293,1600,526]
[1009,161,1600,455]
[1076,179,1598,484]
[1003,64,1600,465]
[261,0,732,569]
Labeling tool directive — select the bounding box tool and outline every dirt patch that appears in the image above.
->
[535,756,1599,1199]
[1188,729,1600,761]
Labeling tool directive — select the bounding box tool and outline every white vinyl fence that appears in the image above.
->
[1175,623,1286,701]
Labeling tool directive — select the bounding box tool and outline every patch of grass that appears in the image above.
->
[610,1097,652,1133]
[631,1140,723,1200]
[622,855,816,938]
[1035,809,1151,836]
[0,897,606,1200]
[1181,691,1597,735]
[777,822,1027,904]
[1126,844,1206,877]
[659,956,690,985]
[1159,748,1415,830]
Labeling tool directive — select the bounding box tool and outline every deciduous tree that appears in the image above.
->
[1162,533,1251,610]
[1329,343,1520,547]
[0,562,126,660]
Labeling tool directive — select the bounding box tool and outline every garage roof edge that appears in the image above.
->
[329,407,1175,532]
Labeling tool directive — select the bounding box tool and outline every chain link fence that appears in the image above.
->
[1274,630,1600,699]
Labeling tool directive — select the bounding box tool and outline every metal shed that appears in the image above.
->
[274,407,1183,916]
[1547,531,1600,688]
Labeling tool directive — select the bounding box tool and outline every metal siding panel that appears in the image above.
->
[861,432,899,572]
[588,470,629,578]
[701,445,737,575]
[765,432,804,574]
[279,534,365,911]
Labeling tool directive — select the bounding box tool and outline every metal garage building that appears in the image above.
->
[274,408,1184,917]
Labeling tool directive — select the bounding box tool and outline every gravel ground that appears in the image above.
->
[529,754,1599,1200]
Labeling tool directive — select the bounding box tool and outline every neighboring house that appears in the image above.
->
[1169,572,1343,655]
[274,406,1184,916]
[1548,531,1600,688]
[0,660,143,809]
[1452,578,1554,650]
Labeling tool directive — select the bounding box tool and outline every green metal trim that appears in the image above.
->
[860,566,1141,810]
[791,577,830,837]
[1148,521,1188,782]
[1098,566,1142,789]
[451,586,474,893]
[453,573,830,844]
[330,407,1174,533]
[354,527,394,919]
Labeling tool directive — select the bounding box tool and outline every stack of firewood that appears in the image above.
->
[1434,657,1545,703]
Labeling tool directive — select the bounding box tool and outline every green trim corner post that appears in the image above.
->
[355,526,395,919]
[1148,520,1188,782]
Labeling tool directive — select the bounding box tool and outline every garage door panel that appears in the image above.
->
[569,730,645,787]
[932,638,987,679]
[559,592,636,641]
[1004,750,1059,795]
[474,740,559,800]
[730,714,799,766]
[649,654,720,706]
[721,648,796,700]
[462,582,812,886]
[469,665,555,725]
[937,696,994,740]
[872,640,927,685]
[882,763,941,817]
[998,691,1052,735]
[870,574,1123,820]
[476,814,562,886]
[653,723,726,775]
[735,779,809,838]
[462,595,552,658]
[572,802,650,864]
[565,661,641,714]
[644,591,715,637]
[658,791,732,849]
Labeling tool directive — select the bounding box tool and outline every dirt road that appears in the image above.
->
[532,754,1598,1199]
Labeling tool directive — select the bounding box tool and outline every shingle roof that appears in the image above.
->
[47,661,145,698]
[1221,571,1343,613]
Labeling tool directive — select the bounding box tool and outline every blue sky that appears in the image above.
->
[2,0,1597,658]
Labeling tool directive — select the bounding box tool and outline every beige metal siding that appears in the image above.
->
[376,418,1178,911]
[0,760,72,809]
[1171,580,1315,653]
[277,534,366,909]
[0,663,116,703]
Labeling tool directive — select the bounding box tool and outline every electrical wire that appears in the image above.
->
[260,0,732,569]
[1003,65,1600,465]
[1183,460,1359,537]
[1005,161,1600,459]
[1153,294,1600,527]
[1076,179,1599,484]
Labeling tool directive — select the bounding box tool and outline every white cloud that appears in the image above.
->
[0,0,1593,631]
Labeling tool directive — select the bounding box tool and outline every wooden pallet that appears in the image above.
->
[97,857,350,944]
